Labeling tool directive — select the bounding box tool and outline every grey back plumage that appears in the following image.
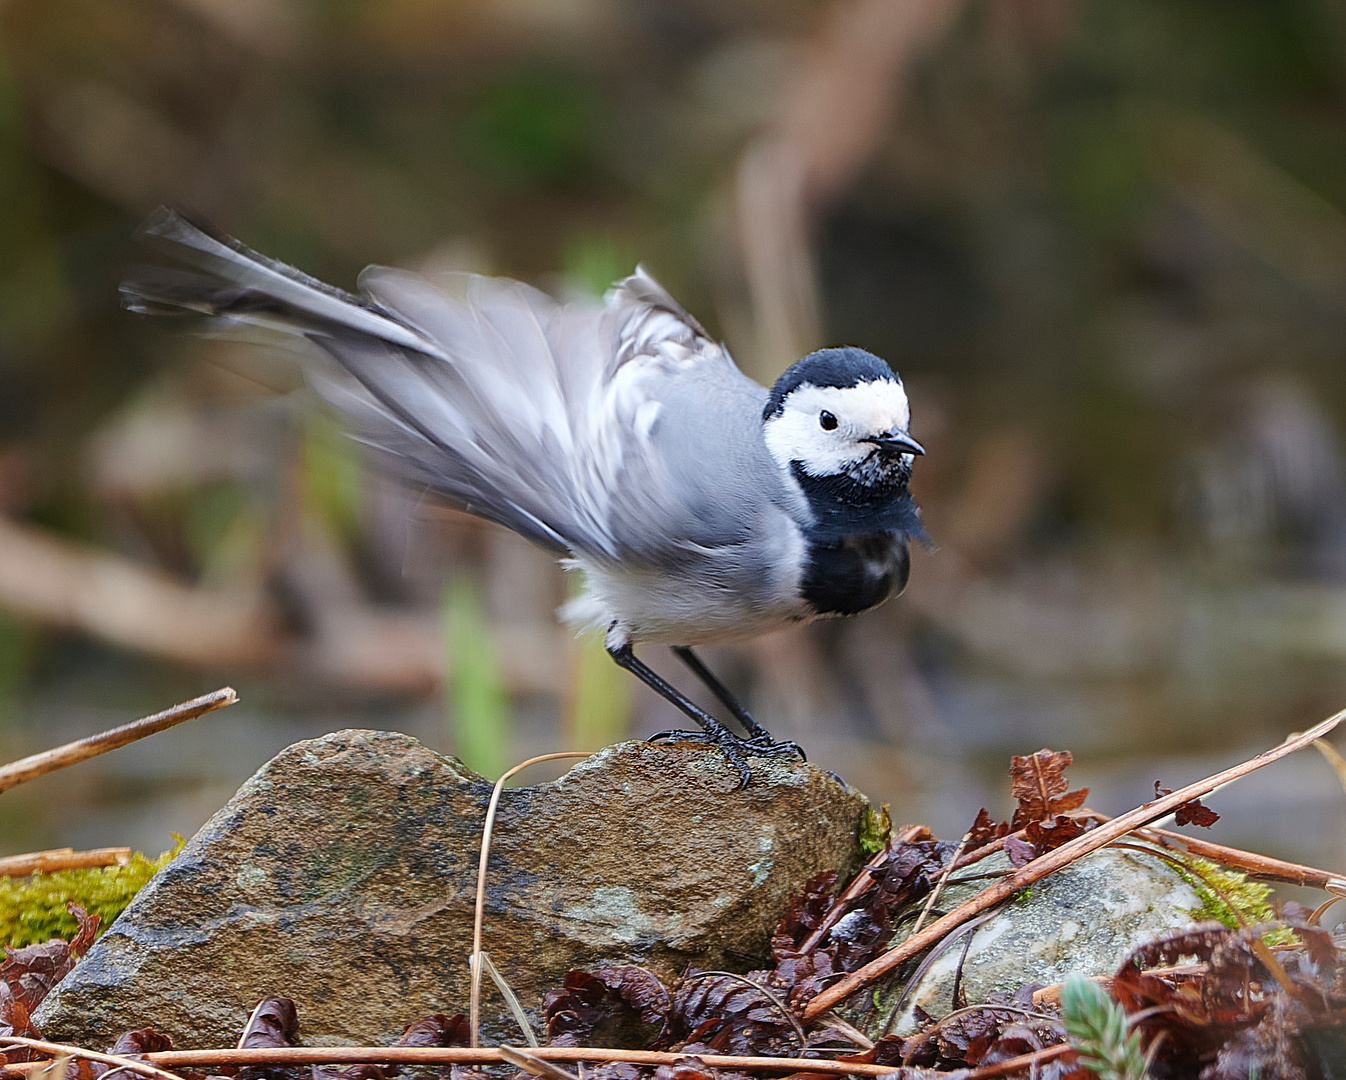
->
[123,210,805,569]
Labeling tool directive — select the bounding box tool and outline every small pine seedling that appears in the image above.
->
[1060,974,1148,1080]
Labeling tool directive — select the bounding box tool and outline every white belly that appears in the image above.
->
[558,550,814,648]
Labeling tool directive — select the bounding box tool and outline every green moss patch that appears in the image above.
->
[0,838,183,948]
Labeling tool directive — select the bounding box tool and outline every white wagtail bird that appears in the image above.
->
[124,209,925,785]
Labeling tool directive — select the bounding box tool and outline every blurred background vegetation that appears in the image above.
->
[0,0,1344,878]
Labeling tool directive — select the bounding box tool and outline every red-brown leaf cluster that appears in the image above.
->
[1007,749,1090,862]
[1,903,100,1061]
[543,968,668,1048]
[1114,921,1346,1079]
[539,834,959,1067]
[772,841,953,977]
[1,903,99,1014]
[973,749,1094,867]
[965,808,1010,847]
[837,991,1086,1079]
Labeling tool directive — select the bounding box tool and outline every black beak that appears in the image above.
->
[864,431,925,456]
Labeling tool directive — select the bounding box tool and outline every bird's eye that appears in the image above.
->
[819,411,838,431]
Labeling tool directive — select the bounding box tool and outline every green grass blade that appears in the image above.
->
[443,577,511,779]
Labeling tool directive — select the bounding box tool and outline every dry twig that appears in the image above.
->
[906,831,969,940]
[470,751,592,1047]
[801,706,1346,1020]
[951,805,1346,893]
[102,1047,905,1076]
[0,847,131,877]
[0,1038,184,1080]
[497,1046,581,1080]
[961,1043,1073,1078]
[1074,814,1346,892]
[0,688,237,793]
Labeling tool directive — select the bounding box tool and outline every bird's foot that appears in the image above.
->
[646,726,806,788]
[739,732,808,761]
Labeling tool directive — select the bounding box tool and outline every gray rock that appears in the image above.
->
[874,846,1203,1036]
[35,730,867,1049]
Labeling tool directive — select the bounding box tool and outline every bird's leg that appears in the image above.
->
[606,642,753,785]
[671,646,805,760]
[606,642,806,784]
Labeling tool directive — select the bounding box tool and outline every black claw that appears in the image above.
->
[647,728,707,744]
[740,735,808,761]
[645,727,804,787]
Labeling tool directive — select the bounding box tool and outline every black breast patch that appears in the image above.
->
[801,532,910,617]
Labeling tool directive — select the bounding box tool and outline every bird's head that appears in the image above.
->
[762,347,922,490]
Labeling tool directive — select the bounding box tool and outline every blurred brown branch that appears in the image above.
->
[736,0,963,375]
[0,515,564,697]
[0,516,275,668]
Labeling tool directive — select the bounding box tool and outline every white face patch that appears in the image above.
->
[763,379,913,479]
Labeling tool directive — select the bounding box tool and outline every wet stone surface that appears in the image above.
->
[873,846,1204,1036]
[34,730,869,1049]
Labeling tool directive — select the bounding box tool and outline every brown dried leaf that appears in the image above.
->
[1111,920,1346,1077]
[543,968,668,1048]
[773,952,835,1008]
[1023,815,1087,854]
[1114,922,1231,1017]
[1004,836,1036,868]
[769,872,836,961]
[0,987,40,1062]
[1047,788,1090,815]
[1292,924,1339,972]
[837,1033,907,1067]
[1155,782,1221,828]
[768,838,950,1006]
[544,971,611,1045]
[240,998,300,1048]
[832,842,950,969]
[1173,800,1220,828]
[933,1007,1011,1063]
[966,808,1009,846]
[237,998,303,1080]
[108,1028,175,1055]
[1009,749,1071,815]
[66,904,98,961]
[1009,750,1088,828]
[394,1013,469,1048]
[668,971,797,1056]
[599,967,671,1028]
[0,905,101,1012]
[971,1023,1045,1067]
